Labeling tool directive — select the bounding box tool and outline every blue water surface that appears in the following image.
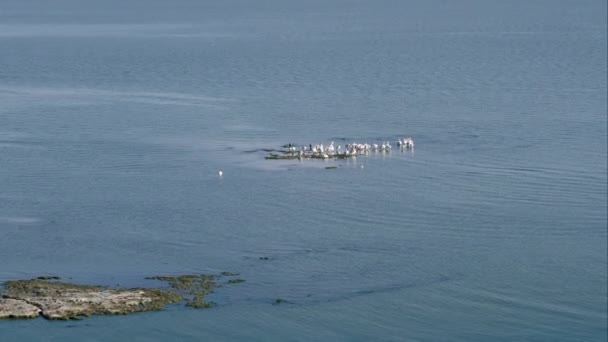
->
[1,0,606,341]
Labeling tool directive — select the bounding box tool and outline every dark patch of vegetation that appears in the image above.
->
[273,298,288,305]
[187,298,216,309]
[145,275,202,290]
[145,274,217,309]
[265,154,298,160]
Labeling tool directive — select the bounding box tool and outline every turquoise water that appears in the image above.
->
[1,0,606,340]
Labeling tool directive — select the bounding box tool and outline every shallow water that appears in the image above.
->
[1,0,606,341]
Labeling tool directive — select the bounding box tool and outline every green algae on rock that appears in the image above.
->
[144,274,216,309]
[265,152,356,160]
[145,275,205,290]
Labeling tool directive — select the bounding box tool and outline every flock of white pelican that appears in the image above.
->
[275,137,415,159]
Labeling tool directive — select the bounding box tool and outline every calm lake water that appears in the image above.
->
[1,0,606,340]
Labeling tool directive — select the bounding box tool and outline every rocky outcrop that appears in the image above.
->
[0,298,42,319]
[1,279,181,320]
[0,273,243,320]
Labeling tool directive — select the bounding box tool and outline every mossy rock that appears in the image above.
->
[145,274,217,309]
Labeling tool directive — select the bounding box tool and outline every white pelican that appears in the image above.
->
[403,137,414,149]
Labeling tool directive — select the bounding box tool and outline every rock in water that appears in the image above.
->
[0,298,41,319]
[2,279,181,320]
[0,274,244,320]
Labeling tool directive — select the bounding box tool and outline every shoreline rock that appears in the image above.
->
[1,279,181,320]
[0,273,242,320]
[0,298,41,319]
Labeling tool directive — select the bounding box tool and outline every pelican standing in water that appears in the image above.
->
[403,137,414,149]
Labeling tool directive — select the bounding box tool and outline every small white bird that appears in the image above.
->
[218,170,223,177]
